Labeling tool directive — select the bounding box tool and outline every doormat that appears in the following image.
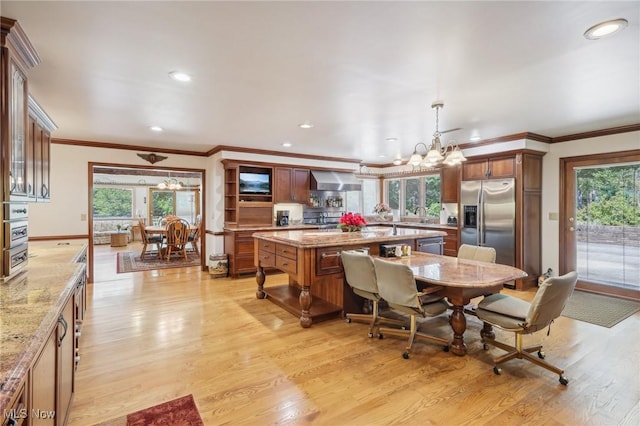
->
[117,251,201,273]
[561,290,640,328]
[93,394,204,426]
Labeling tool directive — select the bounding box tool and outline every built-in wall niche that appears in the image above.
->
[238,165,273,202]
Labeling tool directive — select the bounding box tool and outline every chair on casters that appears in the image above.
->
[340,251,406,338]
[476,271,578,385]
[374,258,450,359]
[457,244,496,263]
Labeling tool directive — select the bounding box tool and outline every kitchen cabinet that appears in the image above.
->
[461,151,543,289]
[30,294,75,426]
[224,230,258,278]
[462,156,515,180]
[27,98,54,202]
[440,165,460,203]
[274,167,310,204]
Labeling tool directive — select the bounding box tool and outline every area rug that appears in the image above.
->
[117,250,200,273]
[561,290,640,328]
[93,394,204,426]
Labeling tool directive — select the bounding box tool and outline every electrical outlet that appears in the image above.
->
[80,213,87,221]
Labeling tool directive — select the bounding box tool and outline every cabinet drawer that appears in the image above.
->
[276,255,297,275]
[276,244,297,260]
[316,246,343,276]
[259,239,276,254]
[258,251,275,267]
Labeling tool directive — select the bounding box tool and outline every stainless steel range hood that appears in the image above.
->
[310,171,362,191]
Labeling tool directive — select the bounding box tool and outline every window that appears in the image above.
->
[93,187,133,218]
[360,179,379,215]
[384,174,441,218]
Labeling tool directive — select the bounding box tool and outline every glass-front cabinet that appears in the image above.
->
[9,60,28,199]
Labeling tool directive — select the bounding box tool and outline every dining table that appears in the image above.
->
[376,252,528,356]
[143,224,198,259]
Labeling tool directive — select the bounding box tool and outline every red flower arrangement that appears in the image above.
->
[337,212,367,232]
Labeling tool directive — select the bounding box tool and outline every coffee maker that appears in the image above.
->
[276,210,290,226]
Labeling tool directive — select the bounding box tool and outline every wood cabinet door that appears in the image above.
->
[462,160,488,180]
[292,169,310,204]
[39,128,51,200]
[440,166,459,203]
[57,296,75,426]
[274,167,293,203]
[488,157,515,179]
[31,328,56,426]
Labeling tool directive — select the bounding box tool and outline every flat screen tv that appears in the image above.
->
[239,171,271,195]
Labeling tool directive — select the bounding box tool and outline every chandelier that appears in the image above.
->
[407,101,467,168]
[157,177,182,190]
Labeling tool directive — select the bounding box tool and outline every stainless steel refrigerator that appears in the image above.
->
[460,179,516,266]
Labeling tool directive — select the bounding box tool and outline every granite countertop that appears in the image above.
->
[368,221,459,230]
[224,224,320,232]
[252,226,447,248]
[0,240,87,410]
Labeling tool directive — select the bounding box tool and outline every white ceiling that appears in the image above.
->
[3,1,639,164]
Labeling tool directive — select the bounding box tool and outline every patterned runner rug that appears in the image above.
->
[117,250,201,273]
[93,394,203,426]
[561,290,640,328]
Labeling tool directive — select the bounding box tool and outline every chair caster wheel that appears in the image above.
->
[443,345,450,352]
[345,318,352,323]
[402,351,410,359]
[368,332,374,338]
[537,350,545,359]
[493,366,502,375]
[559,375,569,385]
[483,343,489,351]
[378,333,383,339]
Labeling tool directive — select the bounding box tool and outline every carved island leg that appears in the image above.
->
[299,283,312,328]
[449,303,468,356]
[255,264,266,299]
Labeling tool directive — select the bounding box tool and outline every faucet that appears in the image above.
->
[413,206,428,222]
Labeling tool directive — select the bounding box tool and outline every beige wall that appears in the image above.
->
[541,131,640,276]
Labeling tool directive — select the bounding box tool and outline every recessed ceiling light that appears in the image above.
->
[386,137,398,142]
[584,18,628,40]
[469,135,481,142]
[150,126,163,132]
[298,122,314,129]
[378,154,386,158]
[169,71,192,82]
[393,158,403,166]
[282,142,292,147]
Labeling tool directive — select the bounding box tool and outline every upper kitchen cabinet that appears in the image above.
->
[274,167,310,204]
[28,96,56,202]
[440,165,460,203]
[1,17,41,202]
[462,156,515,181]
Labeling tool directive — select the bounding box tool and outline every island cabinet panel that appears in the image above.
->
[315,246,343,276]
[30,330,56,426]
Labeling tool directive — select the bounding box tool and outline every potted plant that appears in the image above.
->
[373,202,392,219]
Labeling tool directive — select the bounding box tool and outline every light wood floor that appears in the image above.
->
[69,242,640,425]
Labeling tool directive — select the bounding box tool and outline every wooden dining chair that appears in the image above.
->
[164,218,190,261]
[138,219,163,260]
[187,215,201,255]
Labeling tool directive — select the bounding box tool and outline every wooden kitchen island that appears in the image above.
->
[253,226,447,328]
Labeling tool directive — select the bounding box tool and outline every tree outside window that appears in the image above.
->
[93,187,133,218]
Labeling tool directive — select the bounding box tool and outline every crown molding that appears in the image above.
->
[549,124,640,143]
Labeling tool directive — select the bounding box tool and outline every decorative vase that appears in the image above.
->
[377,212,388,220]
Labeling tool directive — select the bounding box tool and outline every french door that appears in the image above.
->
[560,150,640,300]
[148,188,201,225]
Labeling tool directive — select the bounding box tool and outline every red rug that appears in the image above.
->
[127,394,203,426]
[93,394,203,425]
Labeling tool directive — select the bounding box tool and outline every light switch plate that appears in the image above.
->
[548,212,559,220]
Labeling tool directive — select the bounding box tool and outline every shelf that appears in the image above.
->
[263,284,343,323]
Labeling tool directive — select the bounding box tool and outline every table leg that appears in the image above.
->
[256,265,266,299]
[449,303,467,356]
[299,284,312,328]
